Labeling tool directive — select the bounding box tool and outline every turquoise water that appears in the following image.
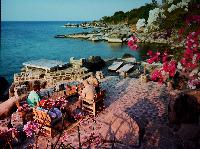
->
[1,21,139,83]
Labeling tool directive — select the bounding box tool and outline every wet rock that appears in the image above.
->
[122,53,135,59]
[168,91,200,124]
[0,96,18,118]
[0,77,9,101]
[85,56,105,71]
[176,124,200,141]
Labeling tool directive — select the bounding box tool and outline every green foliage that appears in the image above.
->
[101,2,158,24]
[161,8,187,29]
[160,2,200,30]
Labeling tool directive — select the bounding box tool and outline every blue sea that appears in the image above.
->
[1,21,139,84]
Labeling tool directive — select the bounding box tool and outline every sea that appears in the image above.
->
[1,21,139,84]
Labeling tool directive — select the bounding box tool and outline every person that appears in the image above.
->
[27,84,41,107]
[87,73,100,92]
[78,80,96,107]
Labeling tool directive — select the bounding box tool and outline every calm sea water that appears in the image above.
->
[1,21,139,83]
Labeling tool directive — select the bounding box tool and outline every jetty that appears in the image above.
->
[14,58,91,88]
[55,23,132,43]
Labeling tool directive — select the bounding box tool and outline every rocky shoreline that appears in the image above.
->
[55,22,193,48]
[55,22,132,43]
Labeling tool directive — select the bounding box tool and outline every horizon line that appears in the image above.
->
[1,20,94,22]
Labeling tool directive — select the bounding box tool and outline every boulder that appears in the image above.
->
[0,96,18,119]
[122,53,135,59]
[168,91,200,124]
[0,77,9,101]
[176,124,200,141]
[85,56,105,71]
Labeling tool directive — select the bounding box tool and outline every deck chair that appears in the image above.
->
[108,61,123,71]
[33,108,61,137]
[82,90,106,116]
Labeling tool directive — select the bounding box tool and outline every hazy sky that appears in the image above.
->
[2,0,162,21]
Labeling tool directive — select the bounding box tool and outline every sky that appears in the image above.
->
[1,0,162,21]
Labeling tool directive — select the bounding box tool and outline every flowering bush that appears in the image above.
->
[128,29,199,88]
[167,0,191,13]
[23,121,39,137]
[136,19,146,31]
[146,50,177,83]
[167,0,174,4]
[168,4,178,13]
[146,50,161,64]
[127,36,139,50]
[146,8,166,31]
[128,0,199,89]
[39,96,66,109]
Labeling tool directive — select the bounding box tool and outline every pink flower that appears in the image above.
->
[147,58,154,64]
[23,121,39,137]
[151,69,163,82]
[147,50,153,56]
[162,52,168,63]
[60,133,68,143]
[162,60,177,77]
[130,44,138,50]
[146,50,161,64]
[127,36,139,51]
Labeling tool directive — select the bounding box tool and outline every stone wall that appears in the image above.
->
[14,67,91,88]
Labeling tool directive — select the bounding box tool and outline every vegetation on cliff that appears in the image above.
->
[100,0,158,24]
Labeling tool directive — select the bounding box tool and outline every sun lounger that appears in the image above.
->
[116,64,134,73]
[108,61,123,71]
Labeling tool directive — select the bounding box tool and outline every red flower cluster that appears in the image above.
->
[39,96,66,109]
[150,60,177,83]
[146,50,177,82]
[146,50,161,64]
[162,60,177,77]
[127,36,139,50]
[181,31,200,70]
[186,15,200,25]
[151,69,163,82]
[23,121,39,137]
[127,16,199,88]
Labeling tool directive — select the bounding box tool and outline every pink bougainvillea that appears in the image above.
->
[128,29,199,89]
[127,11,200,89]
[162,60,177,77]
[127,36,139,50]
[23,121,39,137]
[146,51,161,64]
[180,30,200,71]
[151,69,163,83]
[185,15,200,25]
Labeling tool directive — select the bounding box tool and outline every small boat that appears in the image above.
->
[54,35,66,38]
